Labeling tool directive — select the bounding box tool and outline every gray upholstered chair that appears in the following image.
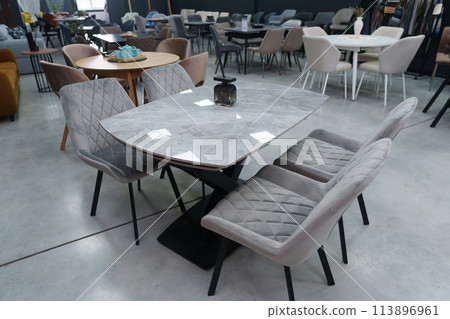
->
[248,28,285,77]
[251,11,265,24]
[273,97,417,263]
[58,78,184,245]
[329,8,354,34]
[209,24,243,74]
[268,9,296,26]
[356,35,424,106]
[135,15,154,33]
[202,139,392,300]
[302,35,351,97]
[305,12,335,28]
[142,63,195,103]
[280,27,304,73]
[179,52,209,87]
[40,61,90,151]
[358,27,404,62]
[168,15,199,54]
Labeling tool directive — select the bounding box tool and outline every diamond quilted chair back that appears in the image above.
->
[360,97,417,150]
[142,63,195,103]
[59,78,135,155]
[279,139,391,266]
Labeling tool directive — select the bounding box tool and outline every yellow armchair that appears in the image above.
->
[0,49,20,121]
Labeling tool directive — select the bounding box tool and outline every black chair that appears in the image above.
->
[36,17,62,48]
[264,12,276,24]
[59,23,76,45]
[168,15,200,54]
[209,25,243,74]
[121,19,134,32]
[188,14,209,48]
[252,11,265,24]
[294,12,315,25]
[230,13,242,26]
[216,16,231,24]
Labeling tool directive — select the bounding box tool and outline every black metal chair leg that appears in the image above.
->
[165,165,186,212]
[208,237,229,296]
[160,166,166,179]
[90,171,103,216]
[317,246,335,286]
[202,182,206,198]
[128,183,139,246]
[358,193,369,225]
[284,266,295,301]
[423,75,449,113]
[137,179,141,192]
[338,217,348,264]
[430,98,450,127]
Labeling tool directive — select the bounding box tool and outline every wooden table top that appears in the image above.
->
[75,52,179,72]
[21,48,58,56]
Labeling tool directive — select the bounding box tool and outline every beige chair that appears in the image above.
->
[357,35,425,106]
[156,38,191,60]
[74,34,90,45]
[281,27,304,73]
[329,8,353,34]
[40,61,90,151]
[62,43,102,68]
[429,27,450,90]
[358,27,404,62]
[179,52,209,86]
[248,28,285,77]
[202,139,392,300]
[158,25,173,40]
[302,26,327,36]
[302,35,351,97]
[127,35,160,52]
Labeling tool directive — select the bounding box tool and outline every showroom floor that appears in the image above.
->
[0,45,449,301]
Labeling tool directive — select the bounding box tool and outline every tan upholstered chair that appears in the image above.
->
[40,61,90,150]
[302,35,351,97]
[179,52,209,86]
[281,27,304,73]
[62,43,102,68]
[358,27,404,62]
[127,35,160,52]
[248,28,285,77]
[357,35,425,106]
[202,139,392,300]
[429,27,450,90]
[156,38,191,60]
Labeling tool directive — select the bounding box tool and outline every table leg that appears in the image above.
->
[127,72,138,106]
[30,53,54,93]
[351,50,358,101]
[244,38,248,75]
[157,160,245,270]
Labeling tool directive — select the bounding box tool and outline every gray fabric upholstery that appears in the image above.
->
[274,97,417,182]
[202,139,392,267]
[268,9,296,26]
[142,63,195,103]
[59,78,149,183]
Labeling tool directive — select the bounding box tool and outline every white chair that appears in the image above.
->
[302,26,327,36]
[356,35,425,106]
[302,35,351,97]
[358,27,404,62]
[329,8,353,34]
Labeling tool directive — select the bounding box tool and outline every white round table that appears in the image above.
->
[324,35,398,100]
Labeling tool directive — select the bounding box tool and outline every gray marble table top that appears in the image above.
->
[100,81,327,170]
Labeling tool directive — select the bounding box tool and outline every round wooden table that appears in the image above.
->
[75,52,179,105]
[21,48,58,92]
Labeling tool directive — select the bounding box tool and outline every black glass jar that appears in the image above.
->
[214,76,236,107]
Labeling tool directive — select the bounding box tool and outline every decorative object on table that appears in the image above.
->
[352,7,364,35]
[108,45,145,62]
[120,31,137,37]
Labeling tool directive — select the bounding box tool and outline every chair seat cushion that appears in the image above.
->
[359,61,380,72]
[436,52,450,65]
[233,38,263,45]
[336,61,352,71]
[220,41,242,52]
[90,143,149,183]
[202,176,317,245]
[358,52,379,62]
[274,137,356,182]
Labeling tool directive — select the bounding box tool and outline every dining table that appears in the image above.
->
[100,80,328,269]
[75,52,179,106]
[224,25,283,74]
[323,34,398,101]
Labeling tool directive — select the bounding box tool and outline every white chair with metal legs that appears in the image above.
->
[302,35,351,97]
[356,35,424,106]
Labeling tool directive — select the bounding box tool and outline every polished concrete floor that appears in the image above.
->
[0,46,449,301]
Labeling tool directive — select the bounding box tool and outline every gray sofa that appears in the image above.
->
[0,24,46,74]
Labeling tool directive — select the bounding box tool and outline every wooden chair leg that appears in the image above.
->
[60,123,69,151]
